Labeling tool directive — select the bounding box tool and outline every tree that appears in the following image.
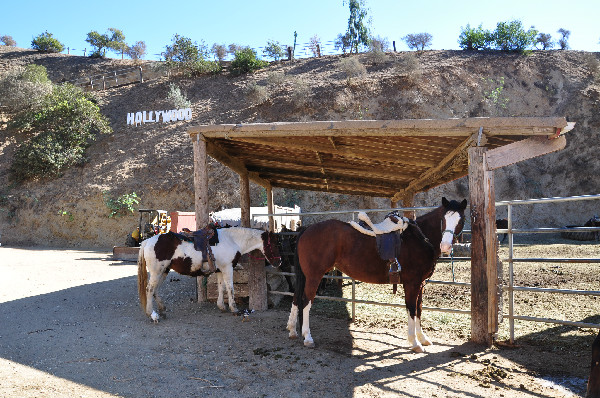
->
[334,33,352,54]
[211,43,227,62]
[458,24,492,50]
[85,28,127,57]
[369,35,389,52]
[344,0,370,54]
[1,35,16,46]
[126,41,146,60]
[307,35,321,57]
[164,34,200,63]
[535,33,554,50]
[557,28,570,50]
[263,40,285,61]
[493,20,537,51]
[163,35,220,76]
[403,33,433,51]
[31,31,64,53]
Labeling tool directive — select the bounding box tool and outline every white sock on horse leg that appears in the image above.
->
[416,317,432,346]
[216,273,226,311]
[302,302,314,347]
[287,304,298,338]
[407,311,424,352]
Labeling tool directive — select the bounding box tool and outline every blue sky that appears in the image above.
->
[1,0,598,60]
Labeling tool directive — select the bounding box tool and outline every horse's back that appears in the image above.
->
[298,219,388,283]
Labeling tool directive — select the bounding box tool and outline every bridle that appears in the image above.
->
[254,232,281,264]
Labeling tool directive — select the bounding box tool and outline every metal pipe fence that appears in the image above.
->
[496,194,600,342]
[260,194,600,341]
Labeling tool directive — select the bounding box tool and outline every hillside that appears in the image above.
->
[1,46,599,247]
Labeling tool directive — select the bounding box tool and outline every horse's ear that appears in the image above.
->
[442,197,449,207]
[460,199,468,210]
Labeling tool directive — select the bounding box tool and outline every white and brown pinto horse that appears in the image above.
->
[287,197,467,352]
[138,227,281,322]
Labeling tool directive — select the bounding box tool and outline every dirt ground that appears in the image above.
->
[0,245,594,398]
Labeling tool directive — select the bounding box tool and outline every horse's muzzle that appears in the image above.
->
[440,242,452,255]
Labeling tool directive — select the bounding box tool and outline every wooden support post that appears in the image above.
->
[468,145,499,346]
[400,192,416,221]
[266,185,275,232]
[193,135,210,302]
[240,172,250,228]
[239,173,268,311]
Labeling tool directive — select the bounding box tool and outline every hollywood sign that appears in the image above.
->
[127,108,192,126]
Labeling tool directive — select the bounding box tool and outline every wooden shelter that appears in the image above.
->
[188,116,574,345]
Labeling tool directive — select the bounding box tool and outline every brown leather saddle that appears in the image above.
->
[174,225,219,273]
[354,212,405,284]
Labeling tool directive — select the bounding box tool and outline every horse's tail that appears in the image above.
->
[293,227,307,327]
[137,243,148,313]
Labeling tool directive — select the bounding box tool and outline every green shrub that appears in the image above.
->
[31,31,64,53]
[166,83,191,108]
[229,48,268,76]
[103,191,139,218]
[339,56,366,80]
[458,24,492,50]
[245,82,269,104]
[458,20,537,52]
[0,64,52,112]
[10,84,111,181]
[493,20,537,51]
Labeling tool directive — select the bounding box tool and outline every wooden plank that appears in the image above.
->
[193,135,210,302]
[233,137,435,167]
[188,117,568,138]
[391,135,473,202]
[485,135,566,171]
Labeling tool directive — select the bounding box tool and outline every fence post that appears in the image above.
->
[393,41,397,52]
[102,75,106,90]
[89,77,93,90]
[139,66,143,83]
[114,71,118,85]
[193,134,210,303]
[287,46,293,62]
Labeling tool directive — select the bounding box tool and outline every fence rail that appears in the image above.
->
[263,193,600,342]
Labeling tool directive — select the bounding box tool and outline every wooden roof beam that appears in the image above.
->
[205,140,271,188]
[392,134,474,202]
[189,117,568,138]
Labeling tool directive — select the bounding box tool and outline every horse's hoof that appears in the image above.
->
[150,311,160,323]
[304,340,315,348]
[288,333,298,340]
[410,344,425,353]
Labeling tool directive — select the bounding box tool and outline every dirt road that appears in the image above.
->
[0,247,587,397]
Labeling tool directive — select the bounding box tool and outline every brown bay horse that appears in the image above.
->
[287,197,467,352]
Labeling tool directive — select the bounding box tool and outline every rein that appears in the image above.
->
[406,221,435,252]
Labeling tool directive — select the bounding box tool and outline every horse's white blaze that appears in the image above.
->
[302,302,314,347]
[287,304,299,338]
[440,211,461,254]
